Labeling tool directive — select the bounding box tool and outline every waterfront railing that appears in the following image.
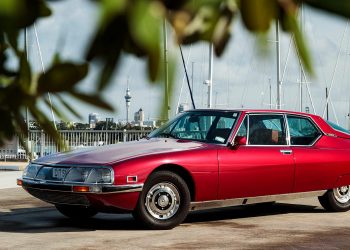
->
[0,129,151,161]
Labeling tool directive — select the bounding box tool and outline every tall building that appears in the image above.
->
[125,85,132,123]
[88,113,99,129]
[134,108,145,126]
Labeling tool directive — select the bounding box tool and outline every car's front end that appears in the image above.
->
[17,163,143,212]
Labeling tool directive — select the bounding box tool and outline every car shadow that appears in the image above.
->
[185,202,322,224]
[0,202,324,233]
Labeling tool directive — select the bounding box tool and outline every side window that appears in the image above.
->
[248,115,287,145]
[287,116,321,145]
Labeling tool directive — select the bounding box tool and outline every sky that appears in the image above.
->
[21,0,350,128]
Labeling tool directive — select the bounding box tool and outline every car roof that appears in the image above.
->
[186,108,350,138]
[186,108,321,119]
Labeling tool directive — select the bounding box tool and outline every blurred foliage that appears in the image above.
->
[0,0,349,153]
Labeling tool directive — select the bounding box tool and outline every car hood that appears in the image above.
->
[34,138,212,165]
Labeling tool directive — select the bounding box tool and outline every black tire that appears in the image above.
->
[133,171,190,230]
[318,187,350,212]
[55,204,98,219]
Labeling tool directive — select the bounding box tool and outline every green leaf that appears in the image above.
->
[44,98,68,122]
[29,104,67,150]
[98,57,117,91]
[0,110,15,143]
[70,91,114,111]
[86,15,124,88]
[38,0,52,17]
[5,30,19,53]
[12,111,27,134]
[56,94,82,120]
[18,52,32,92]
[51,52,62,66]
[287,15,313,75]
[129,0,162,81]
[160,53,176,121]
[100,0,127,27]
[0,0,51,30]
[38,62,88,94]
[240,0,278,32]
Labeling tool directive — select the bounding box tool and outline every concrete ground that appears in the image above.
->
[0,161,28,171]
[0,171,22,189]
[0,185,350,249]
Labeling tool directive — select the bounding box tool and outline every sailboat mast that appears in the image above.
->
[326,87,329,120]
[208,44,213,108]
[24,28,30,158]
[269,78,272,109]
[348,95,350,130]
[163,19,169,120]
[276,20,282,109]
[299,4,304,112]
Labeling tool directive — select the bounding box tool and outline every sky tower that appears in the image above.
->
[125,83,132,123]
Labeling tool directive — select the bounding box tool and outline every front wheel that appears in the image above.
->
[133,171,190,230]
[55,205,98,219]
[318,186,350,212]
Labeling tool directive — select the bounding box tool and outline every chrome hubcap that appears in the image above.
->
[333,186,350,204]
[145,182,180,220]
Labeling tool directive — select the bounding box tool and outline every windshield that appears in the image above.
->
[149,111,240,144]
[326,120,350,135]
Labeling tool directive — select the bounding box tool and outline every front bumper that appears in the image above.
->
[18,178,143,211]
[19,178,143,193]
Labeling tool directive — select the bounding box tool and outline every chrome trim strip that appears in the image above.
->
[20,178,143,194]
[246,113,288,146]
[226,111,244,145]
[283,113,291,145]
[247,114,250,145]
[190,190,327,211]
[230,112,324,148]
[228,113,248,147]
[286,114,323,147]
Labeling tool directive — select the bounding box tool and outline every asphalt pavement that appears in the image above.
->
[0,186,350,249]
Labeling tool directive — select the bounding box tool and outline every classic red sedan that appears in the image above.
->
[18,109,350,229]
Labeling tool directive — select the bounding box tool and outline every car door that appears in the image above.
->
[287,115,336,192]
[218,114,295,199]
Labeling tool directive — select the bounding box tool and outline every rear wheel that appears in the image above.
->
[318,186,350,212]
[55,205,98,219]
[133,171,190,230]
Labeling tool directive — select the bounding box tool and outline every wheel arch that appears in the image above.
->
[149,164,196,201]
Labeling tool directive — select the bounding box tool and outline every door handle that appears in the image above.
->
[280,149,292,155]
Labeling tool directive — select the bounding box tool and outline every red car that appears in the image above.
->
[18,109,350,229]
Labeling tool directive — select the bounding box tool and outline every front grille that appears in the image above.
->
[26,188,90,206]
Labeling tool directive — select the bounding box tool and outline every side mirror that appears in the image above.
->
[230,136,247,149]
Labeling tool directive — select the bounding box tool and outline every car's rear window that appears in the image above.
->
[326,121,350,135]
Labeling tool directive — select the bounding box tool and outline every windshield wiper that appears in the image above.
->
[157,132,178,139]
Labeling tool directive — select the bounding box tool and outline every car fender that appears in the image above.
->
[334,174,350,188]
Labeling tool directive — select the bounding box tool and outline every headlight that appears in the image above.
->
[64,167,113,184]
[65,167,91,183]
[23,164,41,179]
[22,164,113,184]
[86,168,112,183]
